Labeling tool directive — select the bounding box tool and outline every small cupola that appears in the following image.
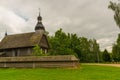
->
[35,11,45,31]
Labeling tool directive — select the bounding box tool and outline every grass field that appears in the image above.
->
[0,64,120,80]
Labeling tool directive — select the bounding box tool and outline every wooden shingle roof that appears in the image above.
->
[0,31,48,49]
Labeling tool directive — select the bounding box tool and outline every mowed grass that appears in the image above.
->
[0,64,120,80]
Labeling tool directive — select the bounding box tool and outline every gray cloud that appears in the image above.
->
[0,0,119,51]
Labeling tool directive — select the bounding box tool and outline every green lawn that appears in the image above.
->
[0,64,120,80]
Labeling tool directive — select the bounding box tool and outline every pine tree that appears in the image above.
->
[102,49,111,62]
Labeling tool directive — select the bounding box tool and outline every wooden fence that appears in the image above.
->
[0,55,79,68]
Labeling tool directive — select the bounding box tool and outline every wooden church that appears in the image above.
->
[0,12,49,57]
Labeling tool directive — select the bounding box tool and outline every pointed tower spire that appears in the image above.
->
[35,9,45,31]
[37,8,42,22]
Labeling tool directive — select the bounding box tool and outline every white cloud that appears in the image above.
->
[0,6,27,34]
[0,0,119,52]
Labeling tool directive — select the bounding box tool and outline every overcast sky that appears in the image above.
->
[0,0,119,51]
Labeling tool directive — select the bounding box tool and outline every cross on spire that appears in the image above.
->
[39,8,41,16]
[35,9,45,31]
[37,8,42,21]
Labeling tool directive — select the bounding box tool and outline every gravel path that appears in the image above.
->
[84,63,120,67]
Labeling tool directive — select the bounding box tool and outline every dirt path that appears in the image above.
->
[84,63,120,67]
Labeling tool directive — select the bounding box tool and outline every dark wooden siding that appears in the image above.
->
[3,47,33,57]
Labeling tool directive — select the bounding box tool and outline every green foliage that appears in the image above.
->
[108,1,120,28]
[49,28,77,56]
[78,38,101,62]
[102,49,111,62]
[48,28,101,62]
[112,34,120,62]
[32,45,46,56]
[108,1,120,62]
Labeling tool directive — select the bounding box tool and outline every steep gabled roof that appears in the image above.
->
[0,31,48,50]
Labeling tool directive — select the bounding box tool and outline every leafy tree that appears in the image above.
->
[48,28,101,62]
[69,34,81,58]
[49,28,77,56]
[89,39,101,62]
[79,38,101,62]
[32,44,46,56]
[108,1,120,28]
[78,37,90,62]
[102,49,111,62]
[112,34,120,62]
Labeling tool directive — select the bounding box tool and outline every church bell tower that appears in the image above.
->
[35,11,45,32]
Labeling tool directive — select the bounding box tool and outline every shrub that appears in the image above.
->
[32,45,47,56]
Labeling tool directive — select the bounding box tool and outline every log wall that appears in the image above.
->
[0,55,79,68]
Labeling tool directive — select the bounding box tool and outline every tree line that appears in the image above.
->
[48,28,112,63]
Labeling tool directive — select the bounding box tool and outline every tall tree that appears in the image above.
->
[79,37,90,62]
[112,34,120,62]
[102,49,111,62]
[89,39,101,63]
[108,1,120,28]
[49,28,76,56]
